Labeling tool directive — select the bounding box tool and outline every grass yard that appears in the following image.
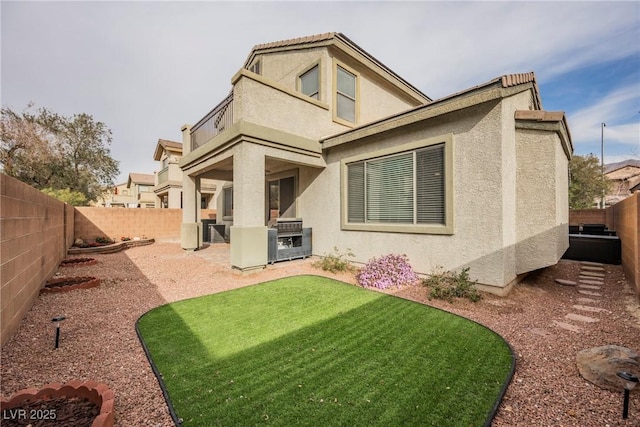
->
[137,276,513,426]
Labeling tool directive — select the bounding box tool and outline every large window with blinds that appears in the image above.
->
[342,135,453,234]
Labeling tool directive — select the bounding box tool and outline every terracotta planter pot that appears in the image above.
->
[0,380,114,427]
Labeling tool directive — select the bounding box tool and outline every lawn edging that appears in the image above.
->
[135,275,516,427]
[135,316,183,426]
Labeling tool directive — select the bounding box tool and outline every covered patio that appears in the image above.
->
[179,122,326,271]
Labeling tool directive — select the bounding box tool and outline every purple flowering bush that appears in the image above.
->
[355,254,418,290]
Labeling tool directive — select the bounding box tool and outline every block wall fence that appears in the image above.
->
[1,173,216,346]
[74,207,216,243]
[2,173,638,346]
[608,194,639,299]
[568,196,639,299]
[1,175,74,346]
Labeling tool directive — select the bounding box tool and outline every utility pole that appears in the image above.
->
[601,122,606,209]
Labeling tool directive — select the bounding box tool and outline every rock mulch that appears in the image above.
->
[1,243,639,426]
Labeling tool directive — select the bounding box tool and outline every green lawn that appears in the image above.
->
[137,275,513,426]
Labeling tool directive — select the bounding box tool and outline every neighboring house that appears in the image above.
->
[127,173,156,208]
[178,32,572,295]
[152,139,220,209]
[604,160,640,206]
[94,181,135,207]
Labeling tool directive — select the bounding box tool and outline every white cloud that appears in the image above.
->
[2,1,639,182]
[568,85,640,147]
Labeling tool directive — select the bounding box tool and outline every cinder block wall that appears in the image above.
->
[1,174,73,346]
[568,209,608,226]
[609,193,639,299]
[74,208,217,242]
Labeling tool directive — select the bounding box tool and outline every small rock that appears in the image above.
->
[566,313,600,323]
[555,279,576,286]
[553,321,582,332]
[578,284,601,290]
[572,305,609,313]
[576,345,640,392]
[578,290,602,297]
[582,265,605,272]
[580,271,605,277]
[580,280,605,286]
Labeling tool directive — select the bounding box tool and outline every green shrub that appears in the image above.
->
[423,266,482,302]
[312,247,355,273]
[95,236,114,244]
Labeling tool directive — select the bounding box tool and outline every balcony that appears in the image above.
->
[191,92,233,151]
[156,167,169,185]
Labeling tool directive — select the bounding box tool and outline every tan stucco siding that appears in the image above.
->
[259,47,329,98]
[516,110,569,274]
[515,128,560,272]
[302,100,519,288]
[235,47,422,138]
[499,91,534,282]
[233,75,346,140]
[329,49,424,125]
[514,128,569,274]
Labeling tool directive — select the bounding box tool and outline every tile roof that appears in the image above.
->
[154,139,182,160]
[244,32,430,102]
[251,32,336,51]
[158,139,182,150]
[605,159,640,174]
[439,72,541,110]
[322,71,554,147]
[514,110,565,122]
[500,72,536,88]
[128,173,155,185]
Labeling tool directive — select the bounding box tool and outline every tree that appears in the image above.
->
[0,104,119,202]
[569,154,611,209]
[41,188,88,206]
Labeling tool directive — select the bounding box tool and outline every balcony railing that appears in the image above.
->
[191,92,234,151]
[157,167,169,185]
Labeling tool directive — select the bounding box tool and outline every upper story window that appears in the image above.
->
[299,65,319,100]
[249,60,261,75]
[336,64,357,124]
[162,157,169,168]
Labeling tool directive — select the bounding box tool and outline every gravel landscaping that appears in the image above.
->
[1,242,639,426]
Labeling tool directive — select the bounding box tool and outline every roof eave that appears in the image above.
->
[321,72,542,148]
[242,32,431,104]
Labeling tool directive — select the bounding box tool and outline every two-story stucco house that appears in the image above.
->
[179,32,573,295]
[152,139,220,209]
[96,172,156,208]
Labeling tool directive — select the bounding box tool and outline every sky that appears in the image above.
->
[2,1,639,184]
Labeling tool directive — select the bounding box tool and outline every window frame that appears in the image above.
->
[341,134,454,235]
[223,186,233,220]
[298,62,320,100]
[248,59,261,75]
[332,61,359,126]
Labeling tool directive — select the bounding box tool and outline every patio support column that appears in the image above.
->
[181,174,201,250]
[230,142,267,270]
[168,187,182,209]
